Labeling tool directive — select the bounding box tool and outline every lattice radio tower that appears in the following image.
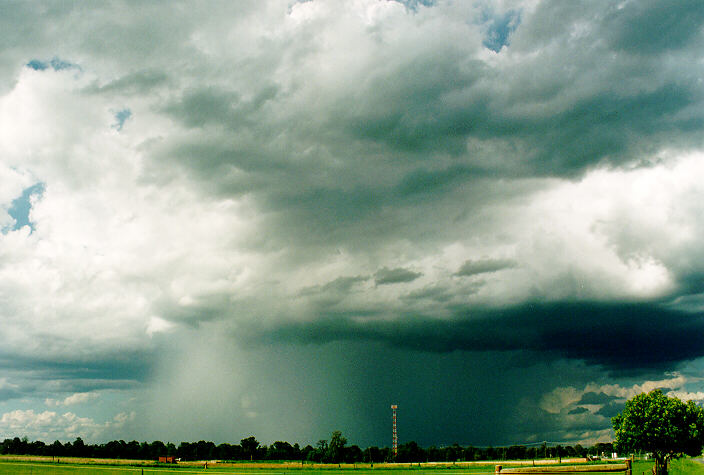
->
[391,404,398,458]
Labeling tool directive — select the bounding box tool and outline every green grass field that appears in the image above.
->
[666,458,704,474]
[0,458,663,475]
[0,467,629,475]
[614,458,704,475]
[0,464,496,475]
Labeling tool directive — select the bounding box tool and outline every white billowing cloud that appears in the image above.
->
[450,151,704,306]
[541,372,692,415]
[146,317,175,337]
[1,53,702,366]
[587,373,691,400]
[0,65,262,360]
[666,391,704,403]
[0,409,134,442]
[0,410,56,432]
[528,373,700,445]
[539,386,583,414]
[45,392,99,407]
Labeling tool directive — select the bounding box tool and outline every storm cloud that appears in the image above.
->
[1,0,704,447]
[375,267,423,285]
[456,258,516,276]
[257,302,704,372]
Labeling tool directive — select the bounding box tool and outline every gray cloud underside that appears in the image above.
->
[0,350,152,401]
[0,353,151,382]
[375,267,423,285]
[577,391,619,406]
[254,302,704,372]
[511,406,614,445]
[160,65,702,204]
[456,258,516,276]
[594,401,623,419]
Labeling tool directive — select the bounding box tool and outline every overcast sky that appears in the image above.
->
[2,0,704,449]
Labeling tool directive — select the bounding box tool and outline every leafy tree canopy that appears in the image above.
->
[326,430,347,463]
[612,389,704,474]
[240,436,259,459]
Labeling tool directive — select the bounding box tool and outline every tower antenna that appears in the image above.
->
[391,404,398,459]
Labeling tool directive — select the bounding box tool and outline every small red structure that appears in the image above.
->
[158,456,176,464]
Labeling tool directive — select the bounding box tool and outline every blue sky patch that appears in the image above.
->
[397,0,436,11]
[26,57,79,72]
[26,59,48,71]
[482,9,521,52]
[49,57,76,71]
[6,183,45,233]
[113,108,132,131]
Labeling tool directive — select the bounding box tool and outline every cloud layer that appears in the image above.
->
[1,0,704,446]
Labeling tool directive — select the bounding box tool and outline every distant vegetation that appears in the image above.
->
[0,433,615,463]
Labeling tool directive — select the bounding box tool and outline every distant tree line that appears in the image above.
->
[0,433,615,463]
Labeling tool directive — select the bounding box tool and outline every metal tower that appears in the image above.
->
[391,404,398,458]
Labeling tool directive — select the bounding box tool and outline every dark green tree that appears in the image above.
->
[166,442,176,457]
[326,431,347,463]
[345,444,362,463]
[301,444,316,461]
[573,444,585,457]
[240,436,260,461]
[363,446,382,463]
[49,440,64,457]
[506,445,527,460]
[268,441,297,460]
[612,389,704,475]
[313,439,328,462]
[149,440,166,459]
[397,441,426,462]
[71,437,86,457]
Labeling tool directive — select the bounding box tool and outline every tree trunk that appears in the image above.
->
[654,456,667,475]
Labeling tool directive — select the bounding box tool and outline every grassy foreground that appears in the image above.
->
[667,458,704,474]
[0,457,658,475]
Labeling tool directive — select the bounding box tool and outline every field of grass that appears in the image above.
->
[0,457,660,475]
[0,466,608,475]
[626,458,704,475]
[666,458,704,474]
[630,460,653,475]
[0,462,497,475]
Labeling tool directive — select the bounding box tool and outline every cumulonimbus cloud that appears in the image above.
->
[1,0,704,445]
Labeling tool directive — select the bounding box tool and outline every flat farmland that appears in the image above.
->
[0,463,492,475]
[0,457,654,475]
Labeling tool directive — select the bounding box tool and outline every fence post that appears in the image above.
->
[625,459,632,475]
